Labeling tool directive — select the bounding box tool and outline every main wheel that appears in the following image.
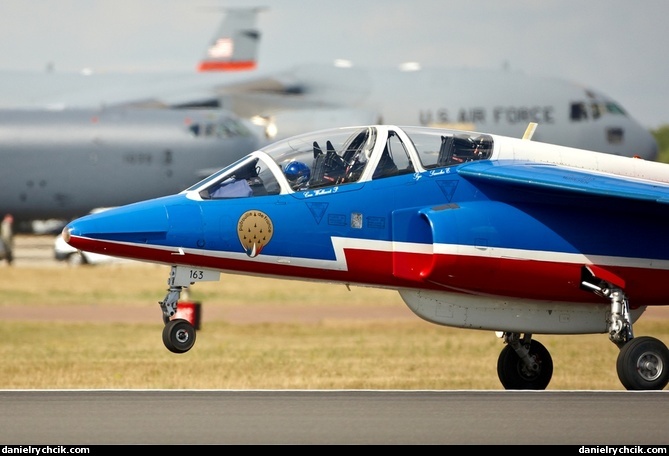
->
[616,336,669,390]
[67,252,86,266]
[162,318,196,354]
[497,339,553,390]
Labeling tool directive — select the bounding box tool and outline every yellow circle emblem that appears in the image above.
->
[237,210,273,257]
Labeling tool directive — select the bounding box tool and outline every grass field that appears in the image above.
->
[2,259,668,390]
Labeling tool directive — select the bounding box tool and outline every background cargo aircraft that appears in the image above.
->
[216,63,659,161]
[0,8,658,161]
[0,108,260,231]
[0,8,265,233]
[62,123,669,391]
[0,7,263,110]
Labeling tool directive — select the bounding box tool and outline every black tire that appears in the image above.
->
[497,339,553,390]
[162,318,196,354]
[616,336,669,390]
[67,252,86,266]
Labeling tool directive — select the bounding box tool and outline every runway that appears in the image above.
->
[1,390,668,445]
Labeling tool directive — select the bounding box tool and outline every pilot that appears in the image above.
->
[284,161,311,190]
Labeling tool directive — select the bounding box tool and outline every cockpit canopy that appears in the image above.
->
[188,125,494,199]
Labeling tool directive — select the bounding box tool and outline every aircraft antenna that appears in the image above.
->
[522,122,538,140]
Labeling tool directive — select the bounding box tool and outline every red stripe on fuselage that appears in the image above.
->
[71,236,669,307]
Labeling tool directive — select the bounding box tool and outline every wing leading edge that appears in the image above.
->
[457,160,669,205]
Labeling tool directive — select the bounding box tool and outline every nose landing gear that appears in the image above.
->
[156,265,220,353]
[159,283,196,354]
[162,317,196,354]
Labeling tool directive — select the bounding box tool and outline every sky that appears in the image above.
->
[0,0,667,129]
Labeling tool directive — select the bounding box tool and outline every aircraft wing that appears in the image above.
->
[210,70,360,112]
[457,160,669,205]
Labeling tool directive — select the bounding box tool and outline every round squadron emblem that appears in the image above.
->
[238,210,273,257]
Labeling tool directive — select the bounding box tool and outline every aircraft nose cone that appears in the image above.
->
[61,226,72,244]
[65,200,171,246]
[622,116,659,161]
[637,130,659,161]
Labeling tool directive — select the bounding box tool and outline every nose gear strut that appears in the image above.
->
[159,285,182,325]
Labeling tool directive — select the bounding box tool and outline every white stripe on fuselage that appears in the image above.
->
[80,235,669,273]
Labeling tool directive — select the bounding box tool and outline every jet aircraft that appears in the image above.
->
[63,123,669,390]
[0,8,657,161]
[0,108,261,228]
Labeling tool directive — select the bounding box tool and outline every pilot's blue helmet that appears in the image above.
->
[284,161,310,188]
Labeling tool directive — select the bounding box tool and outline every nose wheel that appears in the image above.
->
[162,318,196,354]
[159,278,196,354]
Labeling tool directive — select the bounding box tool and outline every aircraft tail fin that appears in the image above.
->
[197,8,264,72]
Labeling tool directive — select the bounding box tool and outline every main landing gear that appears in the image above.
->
[159,283,196,354]
[496,333,553,390]
[496,274,669,390]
